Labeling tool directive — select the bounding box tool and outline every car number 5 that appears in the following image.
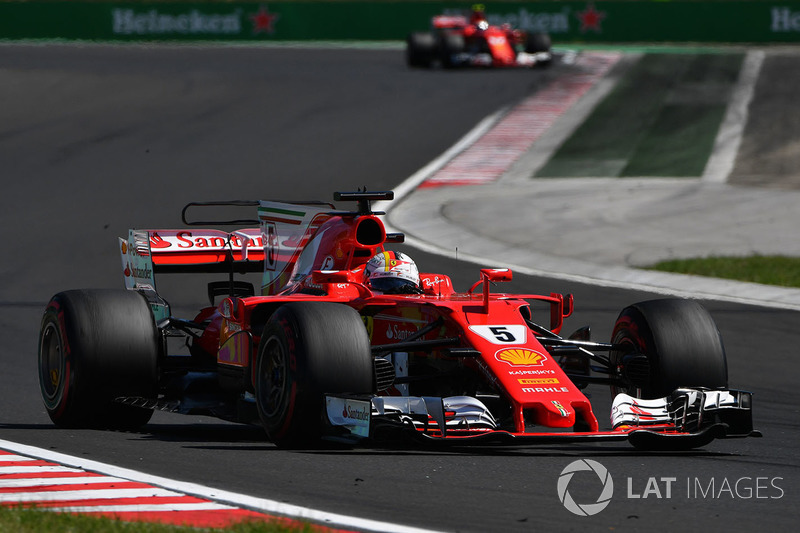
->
[489,327,515,342]
[469,325,527,345]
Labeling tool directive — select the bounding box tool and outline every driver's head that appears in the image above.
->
[365,251,421,294]
[470,3,487,23]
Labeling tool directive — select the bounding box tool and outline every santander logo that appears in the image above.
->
[150,232,171,249]
[146,230,264,252]
[342,404,369,421]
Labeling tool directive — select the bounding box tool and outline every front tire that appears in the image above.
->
[38,290,159,429]
[255,302,373,447]
[525,32,551,54]
[439,32,465,68]
[609,298,728,399]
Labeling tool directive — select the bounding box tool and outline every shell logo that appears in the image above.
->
[495,348,547,367]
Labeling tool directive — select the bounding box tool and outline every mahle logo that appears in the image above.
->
[557,459,614,516]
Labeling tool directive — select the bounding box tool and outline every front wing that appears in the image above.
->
[324,388,759,450]
[447,50,551,67]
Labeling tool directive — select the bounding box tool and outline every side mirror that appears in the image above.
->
[469,268,514,313]
[481,268,513,282]
[311,270,358,284]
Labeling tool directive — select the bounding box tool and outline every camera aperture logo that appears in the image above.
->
[557,459,614,516]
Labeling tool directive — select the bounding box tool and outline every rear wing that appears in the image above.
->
[119,192,396,300]
[118,200,337,296]
[433,14,468,29]
[119,228,265,321]
[121,228,265,276]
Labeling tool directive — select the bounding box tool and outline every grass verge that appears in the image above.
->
[0,505,317,533]
[535,52,744,178]
[647,255,800,288]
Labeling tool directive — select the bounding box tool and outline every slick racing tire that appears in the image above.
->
[438,32,465,68]
[525,32,552,54]
[609,298,728,399]
[524,32,552,67]
[406,32,436,68]
[38,289,159,429]
[255,302,373,448]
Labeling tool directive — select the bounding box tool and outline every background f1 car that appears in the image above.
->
[38,191,759,450]
[406,7,552,69]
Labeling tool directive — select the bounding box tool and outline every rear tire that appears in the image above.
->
[255,302,373,447]
[609,299,727,399]
[38,290,158,429]
[406,32,436,68]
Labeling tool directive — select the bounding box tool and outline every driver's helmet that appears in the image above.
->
[470,4,487,24]
[365,251,421,294]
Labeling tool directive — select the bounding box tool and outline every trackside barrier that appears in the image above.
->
[2,1,800,43]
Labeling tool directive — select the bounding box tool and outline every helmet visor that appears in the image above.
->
[370,277,419,294]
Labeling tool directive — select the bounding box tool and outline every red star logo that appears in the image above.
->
[575,3,606,33]
[249,6,280,34]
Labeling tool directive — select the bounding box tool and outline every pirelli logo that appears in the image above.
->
[518,378,560,385]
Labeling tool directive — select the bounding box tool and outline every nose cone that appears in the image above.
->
[542,400,576,427]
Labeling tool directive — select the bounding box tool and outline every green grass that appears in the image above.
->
[0,506,317,533]
[535,52,744,178]
[647,255,800,288]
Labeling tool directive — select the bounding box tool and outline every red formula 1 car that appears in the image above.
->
[38,191,758,449]
[406,7,552,68]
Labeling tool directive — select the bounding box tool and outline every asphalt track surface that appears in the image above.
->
[1,44,798,532]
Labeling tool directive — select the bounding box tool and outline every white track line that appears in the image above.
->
[0,439,442,533]
[0,476,126,488]
[0,466,83,474]
[703,50,765,183]
[0,454,39,462]
[0,488,180,503]
[45,503,237,513]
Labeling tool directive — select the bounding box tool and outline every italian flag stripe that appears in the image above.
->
[258,207,305,218]
[259,216,301,225]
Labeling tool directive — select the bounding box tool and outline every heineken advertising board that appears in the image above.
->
[1,1,800,43]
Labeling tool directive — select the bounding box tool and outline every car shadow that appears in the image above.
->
[0,422,739,458]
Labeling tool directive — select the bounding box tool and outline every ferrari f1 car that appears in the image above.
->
[406,7,552,69]
[38,191,758,450]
